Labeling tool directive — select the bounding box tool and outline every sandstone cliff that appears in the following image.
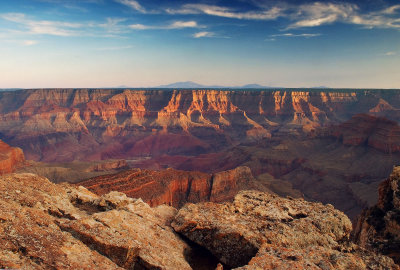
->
[78,166,257,208]
[0,140,25,174]
[327,114,400,153]
[353,166,400,264]
[1,89,399,162]
[0,173,397,269]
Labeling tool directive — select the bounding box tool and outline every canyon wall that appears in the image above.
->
[0,140,25,174]
[1,89,400,162]
[78,166,257,208]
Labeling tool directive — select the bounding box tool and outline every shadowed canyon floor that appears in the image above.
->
[0,172,398,269]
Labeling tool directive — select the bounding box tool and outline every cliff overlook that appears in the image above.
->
[0,172,397,269]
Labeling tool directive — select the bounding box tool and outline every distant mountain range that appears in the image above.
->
[155,81,272,89]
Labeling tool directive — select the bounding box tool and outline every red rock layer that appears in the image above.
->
[328,114,400,153]
[78,166,254,208]
[0,140,25,174]
[1,89,399,162]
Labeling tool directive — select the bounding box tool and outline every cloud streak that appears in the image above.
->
[165,2,400,30]
[193,31,215,38]
[270,33,321,38]
[129,20,202,30]
[167,4,283,20]
[286,2,400,29]
[1,13,82,36]
[114,0,145,13]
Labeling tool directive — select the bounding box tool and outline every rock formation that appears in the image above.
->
[327,114,400,153]
[16,159,130,183]
[0,140,24,174]
[353,166,400,264]
[0,173,193,269]
[1,172,398,269]
[173,190,398,269]
[79,166,258,208]
[3,89,400,224]
[1,88,399,162]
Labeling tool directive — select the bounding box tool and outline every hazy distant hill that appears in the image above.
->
[157,81,217,88]
[156,81,270,88]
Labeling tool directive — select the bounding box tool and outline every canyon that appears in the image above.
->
[1,88,400,163]
[2,89,400,219]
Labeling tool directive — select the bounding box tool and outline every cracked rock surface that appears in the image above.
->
[0,173,191,269]
[0,173,398,270]
[172,190,399,269]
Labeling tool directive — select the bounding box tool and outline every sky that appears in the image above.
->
[0,0,399,88]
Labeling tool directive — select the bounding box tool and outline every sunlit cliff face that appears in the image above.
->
[0,89,398,162]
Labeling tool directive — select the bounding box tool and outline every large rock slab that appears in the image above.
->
[172,190,398,269]
[0,173,192,269]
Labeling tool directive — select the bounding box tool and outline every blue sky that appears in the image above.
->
[0,0,399,88]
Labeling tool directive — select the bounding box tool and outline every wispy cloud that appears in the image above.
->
[270,33,321,38]
[383,5,400,15]
[114,0,145,13]
[193,31,215,38]
[98,18,128,34]
[287,2,356,28]
[166,4,283,20]
[1,13,82,36]
[129,20,202,30]
[287,2,400,29]
[23,40,38,46]
[165,2,400,30]
[384,51,397,56]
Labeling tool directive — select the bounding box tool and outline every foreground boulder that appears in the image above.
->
[0,173,191,269]
[353,166,400,264]
[172,190,398,269]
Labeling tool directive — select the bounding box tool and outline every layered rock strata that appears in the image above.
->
[326,114,400,153]
[1,89,400,162]
[79,166,257,208]
[353,166,400,264]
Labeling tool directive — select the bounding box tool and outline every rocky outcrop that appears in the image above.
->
[0,140,25,174]
[327,114,400,153]
[1,89,400,162]
[79,166,256,208]
[173,190,398,269]
[0,173,397,269]
[0,173,192,269]
[353,166,400,264]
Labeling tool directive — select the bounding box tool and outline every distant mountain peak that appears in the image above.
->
[156,82,269,89]
[157,81,209,88]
